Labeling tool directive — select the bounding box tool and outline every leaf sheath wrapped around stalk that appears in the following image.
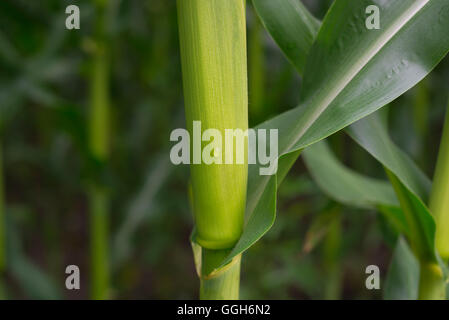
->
[429,105,449,259]
[177,0,248,250]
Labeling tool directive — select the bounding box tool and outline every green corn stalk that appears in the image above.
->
[386,170,446,299]
[323,209,342,300]
[88,0,111,300]
[177,0,248,299]
[430,100,449,261]
[412,80,430,167]
[418,261,446,300]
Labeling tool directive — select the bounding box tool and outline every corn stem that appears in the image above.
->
[177,0,248,299]
[412,80,430,167]
[89,1,110,300]
[89,187,109,299]
[429,101,449,260]
[323,210,342,300]
[418,261,446,300]
[386,169,446,299]
[200,249,241,300]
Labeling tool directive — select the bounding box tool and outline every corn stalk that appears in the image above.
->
[177,0,248,299]
[89,0,111,300]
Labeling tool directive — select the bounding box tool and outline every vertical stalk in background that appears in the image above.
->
[177,0,248,299]
[323,210,342,300]
[89,0,110,300]
[412,79,430,167]
[429,99,449,261]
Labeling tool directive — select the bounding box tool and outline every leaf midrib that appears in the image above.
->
[287,0,429,153]
[247,0,430,239]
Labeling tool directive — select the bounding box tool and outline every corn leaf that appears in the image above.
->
[384,237,419,300]
[348,114,431,201]
[303,140,398,209]
[252,0,320,74]
[303,140,411,242]
[348,113,436,262]
[377,205,410,239]
[217,0,449,268]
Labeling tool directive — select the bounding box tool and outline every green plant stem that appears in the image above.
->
[177,0,248,250]
[89,187,109,300]
[323,210,342,300]
[429,103,449,260]
[418,261,446,300]
[89,2,110,300]
[386,170,445,299]
[177,0,247,300]
[90,16,110,162]
[412,80,430,168]
[200,249,241,300]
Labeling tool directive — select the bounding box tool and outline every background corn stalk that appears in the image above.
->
[88,0,111,300]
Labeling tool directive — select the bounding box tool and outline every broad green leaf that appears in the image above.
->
[348,115,446,299]
[384,237,419,300]
[377,205,409,239]
[303,140,411,241]
[252,0,320,74]
[219,174,277,267]
[385,169,436,262]
[348,113,436,261]
[303,140,398,209]
[264,0,449,153]
[348,113,431,202]
[218,0,449,268]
